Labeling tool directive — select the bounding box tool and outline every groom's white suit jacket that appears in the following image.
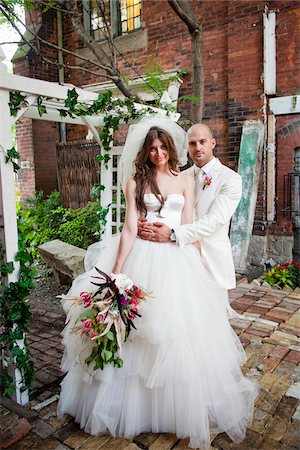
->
[175,158,242,290]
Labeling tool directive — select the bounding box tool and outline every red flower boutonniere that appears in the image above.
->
[203,175,212,190]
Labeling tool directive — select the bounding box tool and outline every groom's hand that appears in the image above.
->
[139,222,171,242]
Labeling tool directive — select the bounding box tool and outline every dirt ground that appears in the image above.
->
[28,264,68,313]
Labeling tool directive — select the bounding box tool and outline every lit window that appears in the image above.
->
[84,0,142,40]
[120,0,142,34]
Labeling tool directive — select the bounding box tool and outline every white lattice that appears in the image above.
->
[100,146,125,239]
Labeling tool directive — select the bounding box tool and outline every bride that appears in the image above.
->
[57,115,257,449]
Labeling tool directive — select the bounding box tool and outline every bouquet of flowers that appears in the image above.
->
[58,268,150,371]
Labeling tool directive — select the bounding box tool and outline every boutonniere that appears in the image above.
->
[203,175,212,190]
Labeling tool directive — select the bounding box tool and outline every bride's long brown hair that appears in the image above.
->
[133,126,179,217]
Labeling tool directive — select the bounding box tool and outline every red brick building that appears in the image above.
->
[13,0,300,267]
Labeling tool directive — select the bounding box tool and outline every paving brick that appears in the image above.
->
[0,418,32,449]
[211,432,233,450]
[269,345,290,360]
[31,418,55,439]
[285,382,300,400]
[52,421,80,442]
[231,429,261,449]
[284,350,300,364]
[96,437,136,449]
[77,435,112,449]
[0,412,19,430]
[292,404,300,423]
[278,324,300,337]
[261,357,281,372]
[285,315,300,328]
[133,432,160,448]
[148,434,179,450]
[258,377,293,414]
[264,415,289,441]
[63,430,92,448]
[257,437,280,449]
[274,395,299,420]
[280,422,300,447]
[250,408,271,433]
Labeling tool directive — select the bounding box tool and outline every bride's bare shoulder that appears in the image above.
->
[178,171,194,186]
[126,177,137,193]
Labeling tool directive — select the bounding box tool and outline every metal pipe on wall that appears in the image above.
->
[57,9,66,143]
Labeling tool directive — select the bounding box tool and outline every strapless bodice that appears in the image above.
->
[144,193,185,229]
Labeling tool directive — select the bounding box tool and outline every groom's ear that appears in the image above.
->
[212,138,217,149]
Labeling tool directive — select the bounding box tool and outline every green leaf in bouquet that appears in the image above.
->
[106,330,114,341]
[101,349,113,364]
[85,346,98,366]
[94,351,104,370]
[77,308,98,323]
[114,357,123,368]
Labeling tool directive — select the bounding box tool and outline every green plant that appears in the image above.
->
[5,146,20,172]
[261,261,300,290]
[0,234,36,397]
[18,191,105,256]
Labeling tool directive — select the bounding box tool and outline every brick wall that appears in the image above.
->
[13,0,299,243]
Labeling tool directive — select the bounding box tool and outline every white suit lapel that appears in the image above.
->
[195,158,223,208]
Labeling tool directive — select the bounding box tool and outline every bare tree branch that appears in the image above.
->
[64,0,141,101]
[0,0,117,80]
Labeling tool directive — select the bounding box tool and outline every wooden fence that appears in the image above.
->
[56,140,100,209]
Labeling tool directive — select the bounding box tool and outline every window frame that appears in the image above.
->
[83,0,142,41]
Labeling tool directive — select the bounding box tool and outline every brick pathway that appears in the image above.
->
[0,280,299,449]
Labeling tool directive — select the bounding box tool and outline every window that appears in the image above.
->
[120,0,142,34]
[90,0,111,41]
[83,0,142,40]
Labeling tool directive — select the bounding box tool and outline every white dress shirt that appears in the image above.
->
[194,156,217,182]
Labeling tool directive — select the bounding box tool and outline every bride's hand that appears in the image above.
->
[137,217,148,238]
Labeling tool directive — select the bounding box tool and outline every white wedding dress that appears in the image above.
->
[57,194,257,449]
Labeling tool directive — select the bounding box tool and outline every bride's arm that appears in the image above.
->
[181,174,195,225]
[181,174,200,250]
[112,178,138,274]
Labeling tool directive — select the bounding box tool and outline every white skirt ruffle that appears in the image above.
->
[57,236,257,449]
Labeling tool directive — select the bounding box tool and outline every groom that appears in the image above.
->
[139,123,242,290]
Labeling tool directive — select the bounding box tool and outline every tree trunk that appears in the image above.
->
[168,0,204,123]
[191,23,204,123]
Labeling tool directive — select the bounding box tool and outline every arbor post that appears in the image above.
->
[0,47,29,405]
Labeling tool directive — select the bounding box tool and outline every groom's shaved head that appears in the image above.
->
[187,123,216,168]
[188,123,213,139]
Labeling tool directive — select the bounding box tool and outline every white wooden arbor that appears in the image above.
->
[0,46,176,404]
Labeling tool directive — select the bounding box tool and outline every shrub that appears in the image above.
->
[18,191,101,259]
[261,261,300,290]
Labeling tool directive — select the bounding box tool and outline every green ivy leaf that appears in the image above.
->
[36,96,47,117]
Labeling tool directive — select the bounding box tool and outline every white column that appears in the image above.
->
[0,48,29,405]
[263,9,276,95]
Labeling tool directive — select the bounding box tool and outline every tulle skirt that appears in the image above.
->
[57,236,257,449]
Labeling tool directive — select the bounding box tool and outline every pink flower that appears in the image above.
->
[203,175,212,190]
[80,292,92,307]
[81,318,92,334]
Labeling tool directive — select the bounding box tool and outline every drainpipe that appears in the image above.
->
[293,148,300,263]
[263,7,276,260]
[57,10,66,143]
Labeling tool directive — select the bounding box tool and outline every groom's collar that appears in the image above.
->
[193,157,217,176]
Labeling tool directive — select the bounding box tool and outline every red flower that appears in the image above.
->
[203,175,212,190]
[80,291,92,307]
